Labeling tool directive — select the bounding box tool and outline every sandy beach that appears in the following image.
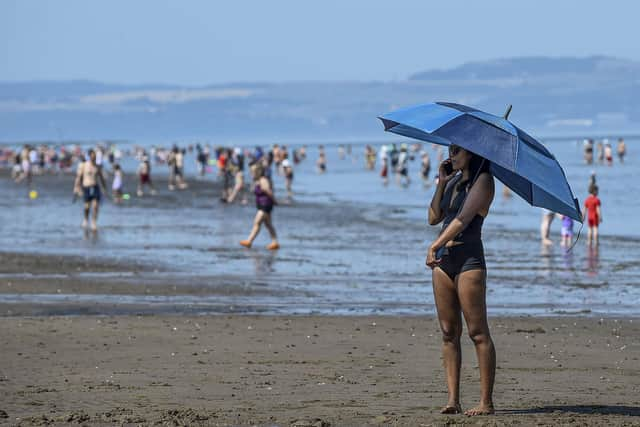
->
[1,147,640,426]
[1,314,639,426]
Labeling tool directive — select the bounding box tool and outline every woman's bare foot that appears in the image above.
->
[440,404,461,414]
[464,403,494,416]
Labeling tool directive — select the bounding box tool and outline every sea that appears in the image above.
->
[1,137,639,317]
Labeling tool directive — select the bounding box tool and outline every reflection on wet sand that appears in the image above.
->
[248,250,276,275]
[587,245,600,276]
[539,243,556,276]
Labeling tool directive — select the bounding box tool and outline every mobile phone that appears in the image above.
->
[443,161,453,175]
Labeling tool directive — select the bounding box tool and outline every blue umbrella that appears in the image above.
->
[379,102,582,222]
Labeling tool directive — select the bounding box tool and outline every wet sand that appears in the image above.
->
[1,314,639,426]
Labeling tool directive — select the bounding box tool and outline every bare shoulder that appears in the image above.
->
[470,172,495,200]
[476,172,494,189]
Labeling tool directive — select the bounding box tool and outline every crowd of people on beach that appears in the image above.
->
[0,135,628,247]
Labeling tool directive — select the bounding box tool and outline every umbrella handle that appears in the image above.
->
[503,105,512,120]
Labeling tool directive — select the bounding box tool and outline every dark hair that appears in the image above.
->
[457,152,490,191]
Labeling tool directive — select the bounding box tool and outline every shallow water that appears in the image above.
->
[0,138,638,316]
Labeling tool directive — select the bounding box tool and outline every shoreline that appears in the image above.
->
[2,314,639,426]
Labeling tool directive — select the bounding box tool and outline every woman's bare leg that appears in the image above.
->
[457,269,495,416]
[432,267,462,413]
[262,213,278,244]
[246,211,265,244]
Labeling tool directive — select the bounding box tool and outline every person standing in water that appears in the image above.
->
[240,162,280,250]
[379,145,389,185]
[137,154,157,197]
[583,139,594,164]
[396,144,411,186]
[73,149,108,231]
[596,140,605,164]
[426,144,496,416]
[282,157,294,201]
[604,141,613,166]
[226,148,247,204]
[540,209,555,245]
[617,138,626,163]
[316,145,327,173]
[420,151,431,187]
[559,214,574,247]
[112,164,124,204]
[583,185,602,246]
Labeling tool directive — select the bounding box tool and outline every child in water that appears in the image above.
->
[560,214,574,246]
[583,185,602,246]
[112,164,124,204]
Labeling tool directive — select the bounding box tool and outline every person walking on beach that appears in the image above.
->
[167,146,188,190]
[583,185,602,246]
[73,149,108,231]
[239,162,280,250]
[426,145,496,416]
[617,138,626,163]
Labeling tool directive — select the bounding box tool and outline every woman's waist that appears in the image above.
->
[439,240,484,258]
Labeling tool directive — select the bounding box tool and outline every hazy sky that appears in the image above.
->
[2,0,639,85]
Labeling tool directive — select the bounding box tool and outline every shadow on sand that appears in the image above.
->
[500,405,640,417]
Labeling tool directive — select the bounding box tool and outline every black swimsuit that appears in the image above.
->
[437,175,486,280]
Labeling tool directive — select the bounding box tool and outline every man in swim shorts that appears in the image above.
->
[73,149,108,231]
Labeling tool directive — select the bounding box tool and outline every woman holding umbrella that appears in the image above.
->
[426,145,495,416]
[380,102,582,416]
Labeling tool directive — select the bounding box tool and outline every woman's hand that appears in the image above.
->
[438,159,456,185]
[425,244,441,269]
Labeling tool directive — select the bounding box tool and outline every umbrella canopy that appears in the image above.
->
[379,102,582,222]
